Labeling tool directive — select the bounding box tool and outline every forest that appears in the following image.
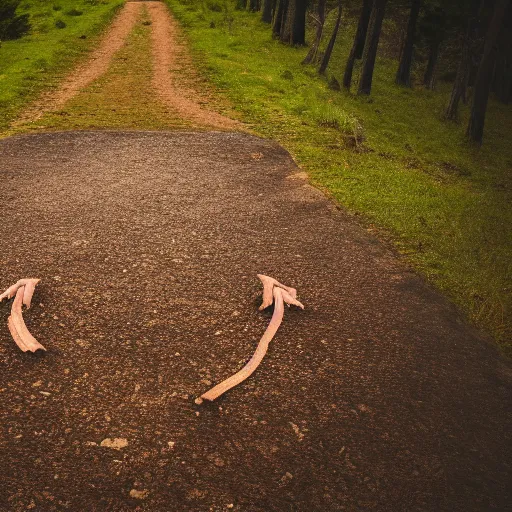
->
[241,0,512,144]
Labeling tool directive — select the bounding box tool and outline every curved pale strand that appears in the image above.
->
[281,289,304,310]
[201,287,286,401]
[22,279,40,309]
[8,287,46,352]
[0,279,40,304]
[257,274,297,310]
[8,316,29,352]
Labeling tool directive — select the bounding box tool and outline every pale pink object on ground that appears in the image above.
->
[0,278,40,308]
[200,276,303,402]
[2,282,46,352]
[257,274,297,310]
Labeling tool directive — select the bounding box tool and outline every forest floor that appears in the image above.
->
[0,1,511,511]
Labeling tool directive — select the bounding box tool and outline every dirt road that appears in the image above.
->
[0,1,511,511]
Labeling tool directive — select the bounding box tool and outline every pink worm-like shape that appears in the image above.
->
[0,278,40,308]
[257,274,297,310]
[6,286,46,352]
[200,283,304,402]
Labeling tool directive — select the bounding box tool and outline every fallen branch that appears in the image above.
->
[1,280,46,353]
[199,276,303,402]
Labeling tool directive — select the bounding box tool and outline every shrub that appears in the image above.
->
[0,0,31,40]
[65,8,83,16]
[55,18,66,28]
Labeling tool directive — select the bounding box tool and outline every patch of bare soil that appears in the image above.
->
[0,131,510,511]
[12,2,143,128]
[147,1,240,130]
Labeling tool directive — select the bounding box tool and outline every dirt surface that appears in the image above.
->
[0,131,510,511]
[147,2,240,130]
[12,1,236,132]
[13,2,142,128]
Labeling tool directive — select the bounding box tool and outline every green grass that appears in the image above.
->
[0,0,124,130]
[166,0,512,350]
[23,5,192,132]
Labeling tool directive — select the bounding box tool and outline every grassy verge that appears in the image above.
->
[24,5,191,132]
[166,0,512,350]
[0,0,124,131]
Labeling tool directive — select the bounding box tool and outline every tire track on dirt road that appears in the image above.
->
[147,1,240,130]
[12,2,143,128]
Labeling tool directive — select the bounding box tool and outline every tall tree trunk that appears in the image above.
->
[280,0,307,45]
[358,0,388,95]
[423,35,441,89]
[343,0,372,89]
[395,0,421,86]
[262,0,273,23]
[467,0,510,143]
[318,0,342,74]
[273,0,287,38]
[445,36,471,118]
[445,2,482,119]
[302,0,326,64]
[280,0,294,41]
[492,7,512,103]
[292,0,307,44]
[249,0,259,12]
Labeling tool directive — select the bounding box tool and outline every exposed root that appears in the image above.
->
[257,274,298,310]
[0,278,40,307]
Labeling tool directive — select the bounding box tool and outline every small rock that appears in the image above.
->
[129,489,149,500]
[40,391,51,397]
[100,438,128,450]
[280,472,293,484]
[168,441,175,449]
[290,422,304,441]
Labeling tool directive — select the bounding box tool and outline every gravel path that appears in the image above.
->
[0,131,510,511]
